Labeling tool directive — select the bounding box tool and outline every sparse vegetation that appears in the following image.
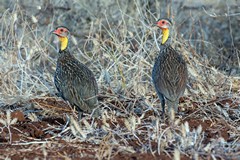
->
[0,0,239,159]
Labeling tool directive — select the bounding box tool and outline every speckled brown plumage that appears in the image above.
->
[52,26,99,119]
[152,18,187,118]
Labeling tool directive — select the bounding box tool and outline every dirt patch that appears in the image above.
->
[0,96,239,159]
[186,119,230,142]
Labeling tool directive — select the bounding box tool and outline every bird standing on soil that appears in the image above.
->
[52,26,99,119]
[152,18,187,119]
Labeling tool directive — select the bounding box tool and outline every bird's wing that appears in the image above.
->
[69,59,98,110]
[153,46,187,101]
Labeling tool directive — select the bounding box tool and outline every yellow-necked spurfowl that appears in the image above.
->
[52,26,99,119]
[152,18,188,119]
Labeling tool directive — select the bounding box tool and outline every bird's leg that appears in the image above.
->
[161,99,165,119]
[173,102,178,113]
[167,100,178,121]
[157,93,165,119]
[166,100,171,119]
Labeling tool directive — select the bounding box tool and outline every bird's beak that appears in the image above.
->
[51,30,56,34]
[51,30,59,35]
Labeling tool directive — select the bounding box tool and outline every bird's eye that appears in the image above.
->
[162,21,165,24]
[60,29,64,32]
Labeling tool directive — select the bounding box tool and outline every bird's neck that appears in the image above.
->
[58,36,68,51]
[160,28,171,50]
[161,28,169,45]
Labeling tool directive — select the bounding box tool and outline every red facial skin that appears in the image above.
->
[52,27,69,37]
[156,19,171,29]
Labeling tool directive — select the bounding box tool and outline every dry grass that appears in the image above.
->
[0,1,239,159]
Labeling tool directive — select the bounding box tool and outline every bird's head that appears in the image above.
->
[156,18,172,44]
[52,26,70,51]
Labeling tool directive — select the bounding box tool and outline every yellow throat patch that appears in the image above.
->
[161,28,169,45]
[58,36,68,51]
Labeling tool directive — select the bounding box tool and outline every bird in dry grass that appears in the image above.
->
[152,18,188,119]
[52,26,99,119]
